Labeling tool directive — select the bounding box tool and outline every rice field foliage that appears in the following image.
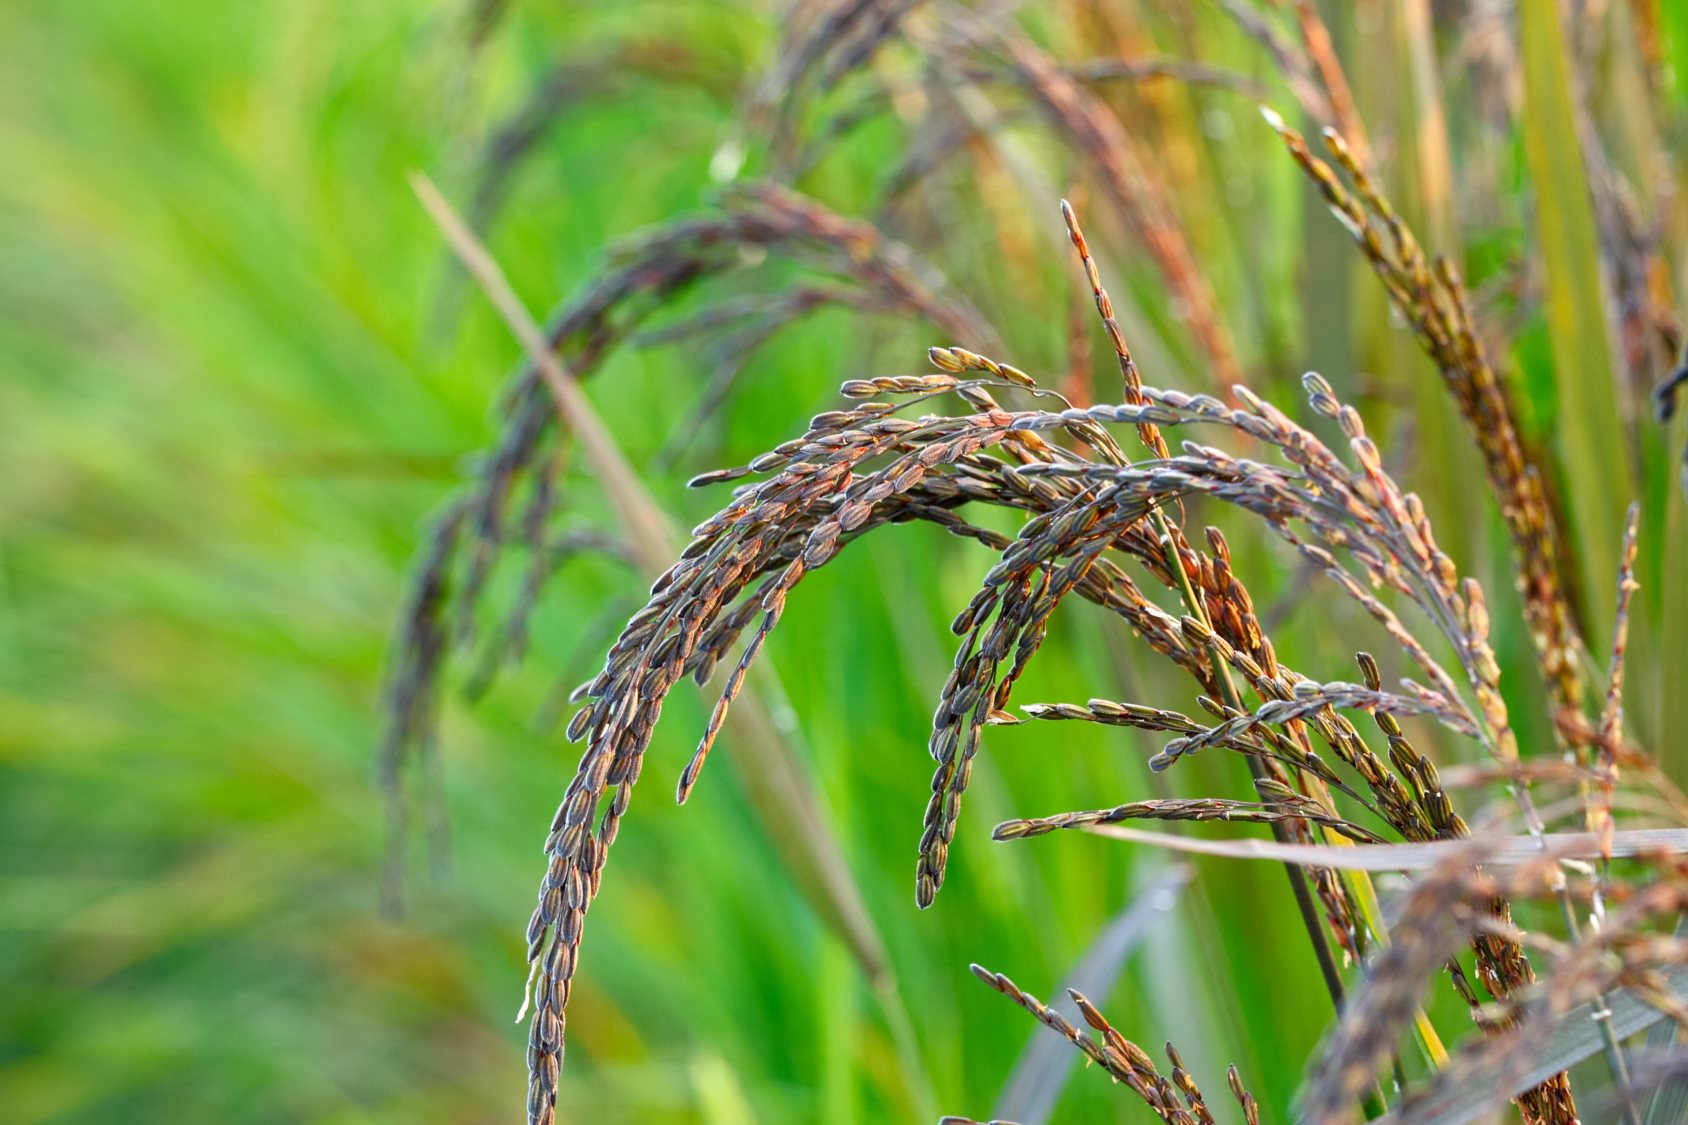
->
[5,1,1688,1123]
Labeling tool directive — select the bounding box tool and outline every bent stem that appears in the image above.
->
[410,171,939,1120]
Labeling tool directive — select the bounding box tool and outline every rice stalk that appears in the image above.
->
[966,962,1248,1125]
[373,10,1688,1123]
[411,173,931,1123]
[1261,109,1585,719]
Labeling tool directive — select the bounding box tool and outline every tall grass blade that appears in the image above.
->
[1057,823,1688,869]
[1642,916,1688,1125]
[1520,1,1636,646]
[1373,965,1688,1125]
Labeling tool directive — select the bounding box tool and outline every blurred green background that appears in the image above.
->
[4,2,1687,1122]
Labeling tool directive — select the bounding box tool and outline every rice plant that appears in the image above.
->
[379,2,1688,1122]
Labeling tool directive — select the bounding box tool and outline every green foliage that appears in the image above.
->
[4,2,1684,1123]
